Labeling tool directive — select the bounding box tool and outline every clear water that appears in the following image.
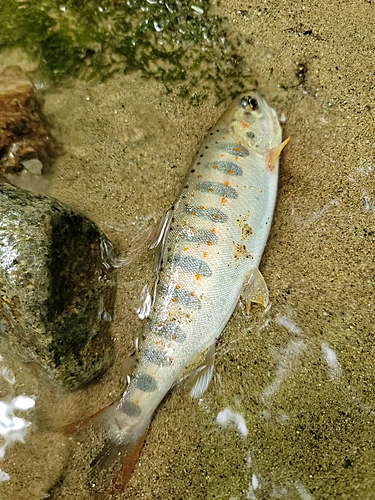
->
[1,0,375,498]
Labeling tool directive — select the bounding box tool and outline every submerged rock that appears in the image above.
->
[0,184,116,390]
[0,66,60,180]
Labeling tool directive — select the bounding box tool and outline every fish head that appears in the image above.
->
[224,92,283,155]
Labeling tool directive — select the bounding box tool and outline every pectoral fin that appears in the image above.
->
[149,209,172,251]
[267,137,290,172]
[241,268,269,314]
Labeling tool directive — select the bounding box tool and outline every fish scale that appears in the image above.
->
[91,92,289,492]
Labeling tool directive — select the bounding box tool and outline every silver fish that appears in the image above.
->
[91,92,289,491]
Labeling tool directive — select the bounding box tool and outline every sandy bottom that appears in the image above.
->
[1,0,375,498]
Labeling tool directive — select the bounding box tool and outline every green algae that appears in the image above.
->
[0,0,246,102]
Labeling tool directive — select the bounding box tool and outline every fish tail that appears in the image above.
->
[90,433,147,495]
[89,403,151,496]
[62,401,150,495]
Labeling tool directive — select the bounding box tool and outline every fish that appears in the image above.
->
[87,91,289,494]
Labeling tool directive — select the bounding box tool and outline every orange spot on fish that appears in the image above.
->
[183,220,187,225]
[214,214,220,219]
[224,180,230,186]
[195,274,201,280]
[198,175,203,178]
[212,165,218,169]
[209,188,214,193]
[228,169,233,175]
[157,323,162,327]
[191,211,197,216]
[172,297,177,302]
[190,291,195,296]
[199,205,204,210]
[220,154,224,157]
[234,156,239,161]
[135,400,140,405]
[191,193,195,197]
[207,241,213,246]
[234,147,242,152]
[242,122,249,129]
[175,284,181,289]
[202,251,208,258]
[183,247,189,251]
[221,197,227,205]
[210,228,216,233]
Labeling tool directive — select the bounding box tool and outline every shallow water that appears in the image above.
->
[1,0,375,498]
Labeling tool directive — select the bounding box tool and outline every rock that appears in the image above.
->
[0,184,116,390]
[0,66,60,179]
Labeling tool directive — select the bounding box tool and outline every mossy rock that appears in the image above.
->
[0,183,116,390]
[0,0,245,103]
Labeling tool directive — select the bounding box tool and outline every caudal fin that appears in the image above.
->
[90,431,147,496]
[62,403,150,497]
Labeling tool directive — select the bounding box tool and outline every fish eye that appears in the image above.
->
[240,95,259,111]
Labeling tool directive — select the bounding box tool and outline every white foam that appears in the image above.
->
[135,285,152,319]
[0,469,10,482]
[0,367,35,481]
[321,343,342,381]
[262,340,306,402]
[12,396,35,411]
[275,314,302,335]
[216,408,248,437]
[294,480,314,499]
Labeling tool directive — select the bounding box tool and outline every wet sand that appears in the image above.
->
[1,0,375,498]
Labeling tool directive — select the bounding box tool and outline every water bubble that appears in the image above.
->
[153,21,163,32]
[1,368,15,385]
[191,5,204,15]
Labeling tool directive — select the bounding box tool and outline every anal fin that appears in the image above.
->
[187,343,216,398]
[241,267,269,314]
